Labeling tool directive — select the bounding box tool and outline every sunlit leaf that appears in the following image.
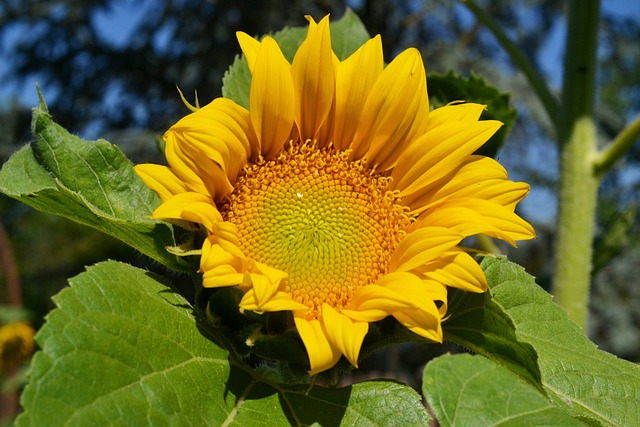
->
[446,257,640,427]
[0,102,189,271]
[18,261,429,426]
[221,55,252,110]
[443,276,542,390]
[423,353,584,427]
[484,257,640,426]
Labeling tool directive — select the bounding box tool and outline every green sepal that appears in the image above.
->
[165,242,202,257]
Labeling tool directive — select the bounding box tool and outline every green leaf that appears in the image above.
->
[222,10,371,110]
[18,261,429,426]
[31,106,152,222]
[0,105,189,271]
[272,26,308,63]
[221,55,252,109]
[443,281,542,390]
[427,72,517,158]
[482,257,640,427]
[423,354,585,427]
[322,9,371,61]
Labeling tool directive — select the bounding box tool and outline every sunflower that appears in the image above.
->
[0,322,35,372]
[135,15,535,375]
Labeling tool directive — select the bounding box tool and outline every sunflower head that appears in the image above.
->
[135,14,535,376]
[0,321,35,372]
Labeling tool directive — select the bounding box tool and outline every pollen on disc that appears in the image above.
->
[223,143,412,313]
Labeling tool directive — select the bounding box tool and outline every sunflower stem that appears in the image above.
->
[593,114,640,177]
[552,0,601,330]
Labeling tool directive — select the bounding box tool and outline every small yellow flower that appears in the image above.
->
[135,15,535,375]
[0,321,35,372]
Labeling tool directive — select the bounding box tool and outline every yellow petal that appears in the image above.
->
[200,220,243,250]
[242,290,308,312]
[332,35,384,151]
[393,308,443,342]
[342,276,419,323]
[384,273,447,340]
[417,206,500,239]
[304,15,318,33]
[152,192,222,232]
[212,222,243,249]
[419,249,488,293]
[167,98,253,178]
[250,36,295,159]
[315,95,336,149]
[200,240,234,271]
[199,236,248,286]
[418,198,536,246]
[434,179,531,213]
[162,99,254,201]
[483,181,530,211]
[237,31,261,73]
[399,155,508,212]
[294,315,342,375]
[387,278,445,341]
[291,15,336,142]
[134,164,188,202]
[382,277,449,317]
[174,98,253,152]
[424,103,487,130]
[239,277,271,309]
[152,191,213,214]
[392,120,503,196]
[350,48,429,171]
[241,265,283,307]
[251,263,288,305]
[163,131,210,196]
[202,267,244,288]
[321,304,368,368]
[198,225,249,287]
[189,158,234,202]
[389,227,462,272]
[238,263,307,312]
[209,98,256,162]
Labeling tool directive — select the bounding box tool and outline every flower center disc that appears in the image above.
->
[224,143,411,312]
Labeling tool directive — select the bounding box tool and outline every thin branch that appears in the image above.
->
[593,114,640,177]
[0,222,22,307]
[460,0,562,136]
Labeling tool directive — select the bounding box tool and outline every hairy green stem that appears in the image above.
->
[593,114,640,177]
[552,0,601,329]
[461,0,562,135]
